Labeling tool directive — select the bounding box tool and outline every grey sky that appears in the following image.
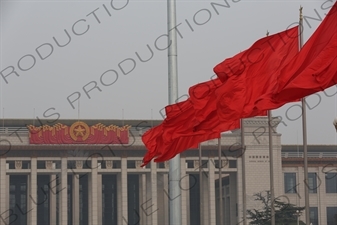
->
[0,0,336,145]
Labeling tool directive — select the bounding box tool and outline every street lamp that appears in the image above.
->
[294,210,301,225]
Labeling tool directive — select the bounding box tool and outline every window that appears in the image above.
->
[308,173,318,193]
[325,172,337,193]
[309,207,318,225]
[326,207,337,225]
[284,173,297,193]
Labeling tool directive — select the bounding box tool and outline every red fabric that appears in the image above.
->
[142,26,299,166]
[188,78,222,126]
[213,26,299,123]
[256,2,337,110]
[142,80,240,166]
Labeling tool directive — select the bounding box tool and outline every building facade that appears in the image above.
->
[0,117,336,225]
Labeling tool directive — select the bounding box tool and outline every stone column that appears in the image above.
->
[150,162,158,225]
[97,174,102,225]
[49,174,57,225]
[117,157,128,225]
[163,174,169,225]
[89,157,98,225]
[229,172,238,225]
[59,157,68,225]
[72,175,80,225]
[0,157,7,225]
[29,157,37,225]
[180,157,187,225]
[208,158,216,225]
[236,157,243,224]
[139,174,147,225]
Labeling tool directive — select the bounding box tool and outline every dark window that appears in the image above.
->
[284,173,297,193]
[127,174,140,224]
[309,207,318,225]
[67,175,73,225]
[308,173,318,193]
[79,174,88,225]
[327,207,337,225]
[9,175,27,225]
[325,173,337,193]
[102,175,117,225]
[189,174,200,225]
[37,175,50,225]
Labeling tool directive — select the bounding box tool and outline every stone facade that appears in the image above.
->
[0,118,336,225]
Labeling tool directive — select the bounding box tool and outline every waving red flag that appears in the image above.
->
[142,78,241,166]
[256,2,337,110]
[213,26,299,123]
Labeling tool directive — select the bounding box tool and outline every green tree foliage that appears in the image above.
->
[247,191,306,225]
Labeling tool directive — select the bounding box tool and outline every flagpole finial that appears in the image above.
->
[299,6,303,20]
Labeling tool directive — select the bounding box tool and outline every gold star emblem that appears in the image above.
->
[70,122,90,141]
[74,125,86,137]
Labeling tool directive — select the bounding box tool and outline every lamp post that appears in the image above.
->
[295,210,301,225]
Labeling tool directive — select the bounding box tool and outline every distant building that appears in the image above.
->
[0,117,336,225]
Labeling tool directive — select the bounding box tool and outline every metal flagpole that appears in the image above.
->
[199,143,203,224]
[268,111,275,225]
[33,108,35,126]
[299,6,310,225]
[218,137,223,225]
[241,119,247,225]
[167,1,181,225]
[266,30,275,225]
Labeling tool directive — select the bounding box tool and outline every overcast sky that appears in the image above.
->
[1,0,336,145]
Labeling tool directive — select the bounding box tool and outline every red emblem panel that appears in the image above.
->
[27,122,130,144]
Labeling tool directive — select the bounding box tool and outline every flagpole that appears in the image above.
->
[241,119,247,225]
[199,143,203,224]
[218,136,223,225]
[167,1,181,225]
[268,111,275,225]
[266,30,276,225]
[299,6,310,225]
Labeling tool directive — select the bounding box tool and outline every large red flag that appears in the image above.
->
[256,2,337,110]
[141,99,222,166]
[142,79,240,166]
[213,26,299,123]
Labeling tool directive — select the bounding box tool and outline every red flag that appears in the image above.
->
[142,80,240,166]
[213,26,299,123]
[256,2,337,110]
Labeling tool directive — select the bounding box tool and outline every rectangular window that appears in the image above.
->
[308,173,318,193]
[284,173,297,193]
[325,172,337,193]
[309,207,318,225]
[327,207,337,225]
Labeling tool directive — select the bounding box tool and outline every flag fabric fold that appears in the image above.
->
[141,78,242,166]
[213,26,299,123]
[142,2,337,166]
[255,2,337,110]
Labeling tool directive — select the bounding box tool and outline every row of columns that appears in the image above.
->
[0,156,221,225]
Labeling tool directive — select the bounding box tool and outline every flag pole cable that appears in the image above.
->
[218,136,223,225]
[167,1,181,225]
[266,30,276,225]
[299,6,310,225]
